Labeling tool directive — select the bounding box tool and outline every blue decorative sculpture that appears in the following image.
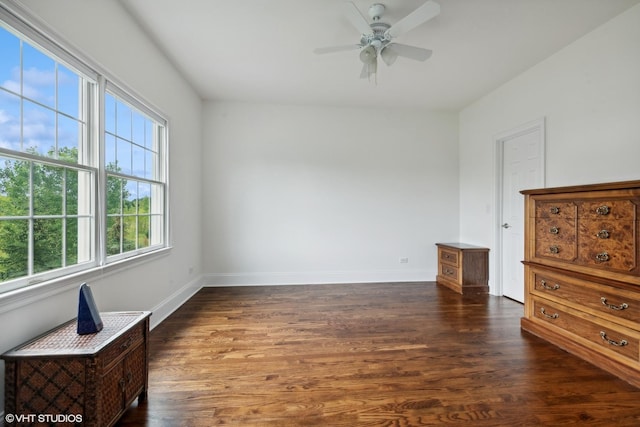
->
[77,283,103,335]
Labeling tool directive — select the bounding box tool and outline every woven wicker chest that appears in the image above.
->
[2,311,150,427]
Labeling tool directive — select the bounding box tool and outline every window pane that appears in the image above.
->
[105,133,117,172]
[0,91,22,152]
[106,216,121,255]
[139,182,151,212]
[57,114,80,161]
[23,100,55,156]
[105,93,116,134]
[138,215,150,249]
[116,100,131,140]
[123,215,136,252]
[65,217,78,266]
[132,111,146,147]
[57,64,80,119]
[0,28,20,94]
[106,175,123,214]
[65,168,78,215]
[33,218,63,273]
[117,137,131,175]
[0,157,30,216]
[132,144,145,178]
[125,180,137,213]
[33,163,63,216]
[145,121,154,149]
[0,219,28,282]
[22,44,55,108]
[145,150,156,180]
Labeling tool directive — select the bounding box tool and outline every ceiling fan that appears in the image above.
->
[314,1,440,80]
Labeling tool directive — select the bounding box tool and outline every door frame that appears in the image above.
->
[493,118,546,296]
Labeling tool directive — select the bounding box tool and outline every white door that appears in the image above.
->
[499,120,544,302]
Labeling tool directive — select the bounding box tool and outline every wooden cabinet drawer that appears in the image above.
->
[578,199,638,220]
[530,267,640,327]
[532,297,639,362]
[439,248,459,267]
[535,201,577,218]
[439,263,459,282]
[102,322,144,368]
[578,220,637,272]
[535,218,577,240]
[534,238,577,261]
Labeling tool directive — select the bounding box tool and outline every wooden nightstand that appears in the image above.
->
[2,311,151,427]
[436,243,489,295]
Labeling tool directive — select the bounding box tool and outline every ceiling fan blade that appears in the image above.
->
[359,58,378,79]
[360,63,369,79]
[384,43,433,62]
[386,0,440,39]
[314,44,362,55]
[343,1,373,36]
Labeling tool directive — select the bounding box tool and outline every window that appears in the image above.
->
[0,9,168,294]
[104,92,166,259]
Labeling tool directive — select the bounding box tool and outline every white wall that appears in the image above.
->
[459,4,640,294]
[0,0,203,406]
[202,102,459,285]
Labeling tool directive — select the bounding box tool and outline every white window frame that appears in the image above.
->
[0,1,170,308]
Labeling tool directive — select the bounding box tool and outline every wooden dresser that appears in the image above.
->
[436,243,489,295]
[520,180,640,387]
[2,311,151,427]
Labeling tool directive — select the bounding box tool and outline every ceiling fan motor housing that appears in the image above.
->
[360,22,391,47]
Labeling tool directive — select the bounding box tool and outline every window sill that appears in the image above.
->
[0,247,172,316]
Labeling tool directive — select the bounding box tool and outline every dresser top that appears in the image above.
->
[1,311,150,358]
[436,242,489,251]
[521,179,640,195]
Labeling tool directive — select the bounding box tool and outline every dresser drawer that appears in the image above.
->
[535,201,577,219]
[102,322,145,368]
[439,263,459,282]
[530,267,640,326]
[578,199,638,220]
[577,220,637,272]
[532,297,640,362]
[439,248,459,267]
[535,218,577,240]
[534,237,577,261]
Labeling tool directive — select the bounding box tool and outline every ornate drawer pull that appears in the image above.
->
[549,206,560,214]
[596,205,610,215]
[549,246,559,254]
[540,308,558,319]
[596,229,610,239]
[540,279,560,290]
[595,252,610,262]
[549,226,559,234]
[600,331,628,347]
[601,297,628,311]
[444,269,455,276]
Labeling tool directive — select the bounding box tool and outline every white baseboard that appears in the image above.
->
[204,269,436,287]
[149,275,203,329]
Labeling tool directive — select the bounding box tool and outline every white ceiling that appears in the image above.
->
[120,0,640,111]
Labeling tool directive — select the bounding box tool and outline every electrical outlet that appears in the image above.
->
[399,257,409,264]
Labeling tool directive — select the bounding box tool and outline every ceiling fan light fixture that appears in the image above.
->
[380,46,398,66]
[359,44,377,64]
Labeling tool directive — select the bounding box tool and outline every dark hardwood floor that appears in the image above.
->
[117,282,640,426]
